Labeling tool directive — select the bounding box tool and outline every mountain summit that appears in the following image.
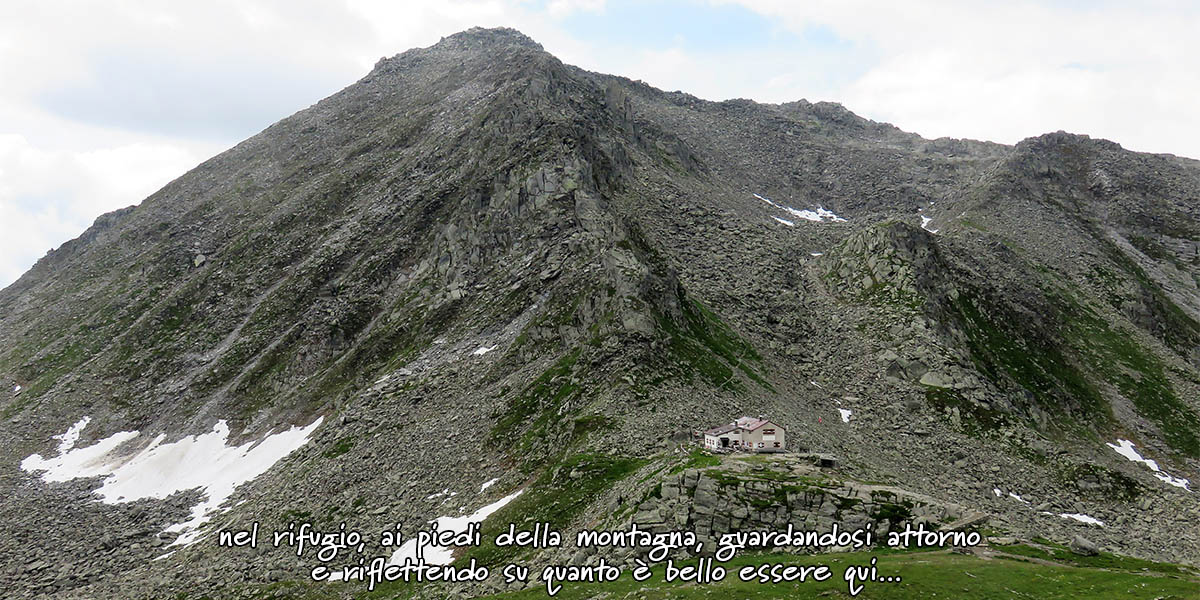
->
[2,27,1199,599]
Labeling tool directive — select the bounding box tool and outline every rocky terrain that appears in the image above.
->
[1,27,1199,599]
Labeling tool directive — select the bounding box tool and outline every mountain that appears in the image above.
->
[2,27,1199,599]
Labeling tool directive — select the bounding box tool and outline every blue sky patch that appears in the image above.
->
[556,0,852,54]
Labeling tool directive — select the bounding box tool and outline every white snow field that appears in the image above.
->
[1106,439,1190,490]
[22,416,323,546]
[388,490,523,566]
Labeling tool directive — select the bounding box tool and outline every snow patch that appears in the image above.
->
[1106,439,1191,490]
[427,488,457,500]
[771,216,795,226]
[20,425,140,483]
[838,409,852,423]
[920,215,938,234]
[754,193,846,223]
[480,478,499,492]
[472,345,497,356]
[55,416,92,453]
[988,487,1030,505]
[388,491,523,566]
[12,384,20,393]
[1059,513,1104,526]
[21,416,323,547]
[810,252,823,257]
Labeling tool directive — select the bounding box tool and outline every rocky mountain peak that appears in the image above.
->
[440,26,545,51]
[369,26,549,76]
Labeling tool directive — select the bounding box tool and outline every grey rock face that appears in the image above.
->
[1071,534,1100,556]
[1,25,1199,599]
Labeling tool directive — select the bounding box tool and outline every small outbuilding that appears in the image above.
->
[703,416,786,452]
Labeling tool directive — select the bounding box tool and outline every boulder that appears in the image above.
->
[1070,535,1099,556]
[919,371,954,389]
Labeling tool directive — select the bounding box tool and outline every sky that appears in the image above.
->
[2,0,1198,288]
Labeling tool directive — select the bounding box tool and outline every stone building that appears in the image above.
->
[702,416,786,452]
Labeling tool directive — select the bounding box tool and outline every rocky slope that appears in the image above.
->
[1,27,1199,599]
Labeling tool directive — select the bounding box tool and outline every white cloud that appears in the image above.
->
[0,198,80,286]
[545,0,607,18]
[0,1,372,287]
[0,127,214,285]
[724,0,1200,155]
